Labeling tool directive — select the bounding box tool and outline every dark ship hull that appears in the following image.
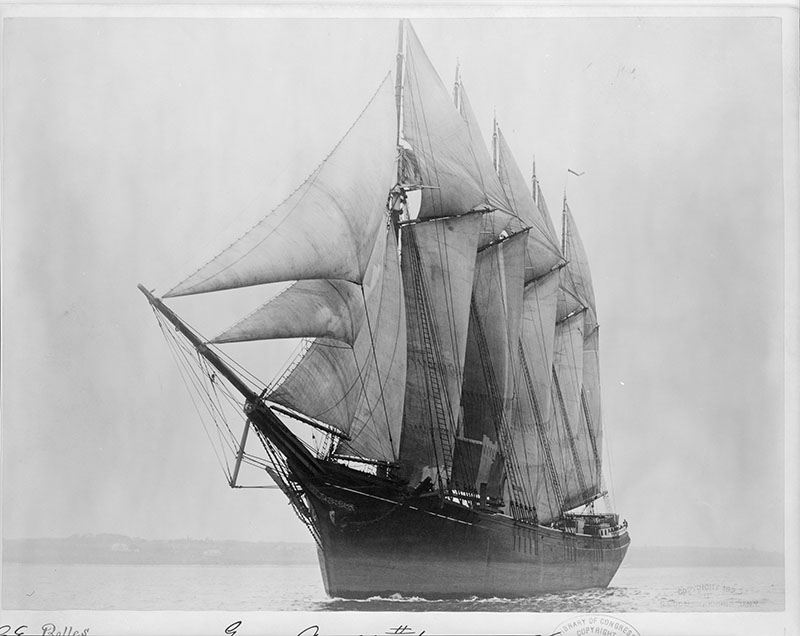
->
[304,476,629,598]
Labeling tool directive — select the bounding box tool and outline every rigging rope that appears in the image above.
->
[153,307,326,485]
[156,311,233,482]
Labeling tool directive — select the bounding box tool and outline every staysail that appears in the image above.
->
[165,75,397,297]
[211,280,365,345]
[267,225,407,462]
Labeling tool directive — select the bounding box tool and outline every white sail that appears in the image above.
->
[453,80,520,244]
[581,321,603,490]
[495,126,563,280]
[520,272,560,440]
[401,23,512,220]
[562,202,596,315]
[514,270,562,522]
[533,178,560,253]
[557,283,585,321]
[399,212,482,486]
[551,308,589,508]
[490,122,566,521]
[267,226,406,462]
[562,201,603,498]
[166,75,397,297]
[455,231,527,499]
[211,279,364,345]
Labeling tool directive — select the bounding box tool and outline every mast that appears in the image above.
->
[391,19,408,231]
[452,59,461,110]
[562,192,567,255]
[395,20,405,153]
[491,111,499,173]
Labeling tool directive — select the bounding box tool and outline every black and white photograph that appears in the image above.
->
[1,4,797,635]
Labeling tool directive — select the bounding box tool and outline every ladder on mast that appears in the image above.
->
[406,231,455,491]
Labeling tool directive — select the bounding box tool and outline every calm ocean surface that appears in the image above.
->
[2,562,784,612]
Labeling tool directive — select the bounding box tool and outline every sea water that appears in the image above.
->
[2,562,784,613]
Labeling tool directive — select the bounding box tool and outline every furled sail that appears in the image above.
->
[267,226,406,462]
[454,231,527,501]
[165,75,397,297]
[494,126,562,280]
[398,212,482,488]
[401,23,512,221]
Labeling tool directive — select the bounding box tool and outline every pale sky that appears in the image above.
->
[1,14,789,553]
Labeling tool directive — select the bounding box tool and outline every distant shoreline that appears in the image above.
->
[3,535,783,568]
[621,545,783,568]
[3,535,318,566]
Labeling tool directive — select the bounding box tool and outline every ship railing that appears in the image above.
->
[445,489,504,511]
[329,453,401,478]
[555,513,628,538]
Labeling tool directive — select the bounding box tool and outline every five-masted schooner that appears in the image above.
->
[140,20,630,598]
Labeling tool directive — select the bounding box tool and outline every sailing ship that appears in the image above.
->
[140,20,630,598]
